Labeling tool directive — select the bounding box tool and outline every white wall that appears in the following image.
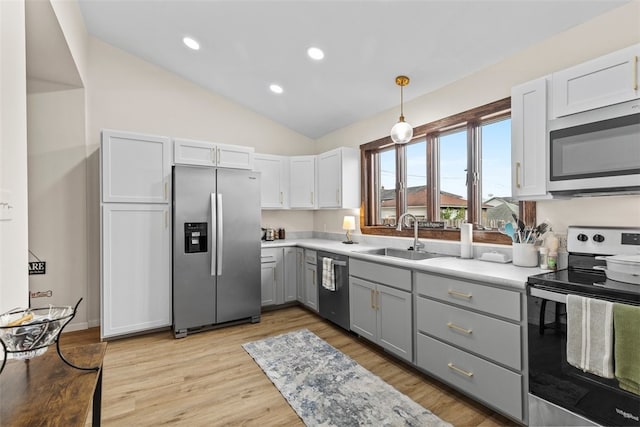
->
[0,0,29,312]
[27,89,88,328]
[84,38,316,325]
[49,0,89,84]
[314,2,640,238]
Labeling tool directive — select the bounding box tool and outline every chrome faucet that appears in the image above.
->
[396,213,425,251]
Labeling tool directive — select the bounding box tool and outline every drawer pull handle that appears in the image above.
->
[447,289,472,299]
[448,363,473,377]
[447,322,473,334]
[515,162,521,188]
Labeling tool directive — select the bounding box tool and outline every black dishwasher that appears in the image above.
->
[317,251,350,331]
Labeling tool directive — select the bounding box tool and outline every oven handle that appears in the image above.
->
[530,287,567,304]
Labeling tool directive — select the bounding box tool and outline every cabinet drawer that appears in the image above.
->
[417,333,523,421]
[305,250,317,264]
[349,259,411,292]
[261,248,280,263]
[416,298,521,370]
[415,273,520,321]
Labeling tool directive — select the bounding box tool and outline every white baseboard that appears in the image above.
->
[62,321,89,333]
[88,318,100,328]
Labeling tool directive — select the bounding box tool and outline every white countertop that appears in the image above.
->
[262,238,543,291]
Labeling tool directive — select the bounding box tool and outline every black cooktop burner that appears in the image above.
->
[528,268,640,304]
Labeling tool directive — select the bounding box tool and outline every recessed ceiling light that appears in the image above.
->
[183,36,200,50]
[307,47,325,61]
[269,84,284,94]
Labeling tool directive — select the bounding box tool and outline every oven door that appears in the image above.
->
[528,286,640,426]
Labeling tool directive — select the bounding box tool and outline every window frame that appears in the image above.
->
[360,97,534,245]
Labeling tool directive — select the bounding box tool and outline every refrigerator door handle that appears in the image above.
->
[211,193,216,276]
[217,193,223,276]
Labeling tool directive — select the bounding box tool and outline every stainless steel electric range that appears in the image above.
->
[527,226,640,426]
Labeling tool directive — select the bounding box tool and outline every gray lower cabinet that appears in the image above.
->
[303,249,318,311]
[415,271,525,422]
[260,248,281,306]
[349,259,412,362]
[295,247,305,302]
[283,247,298,303]
[261,246,300,307]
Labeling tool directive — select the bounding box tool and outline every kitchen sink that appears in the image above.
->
[356,247,446,261]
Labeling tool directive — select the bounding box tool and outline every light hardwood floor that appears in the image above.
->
[60,306,519,426]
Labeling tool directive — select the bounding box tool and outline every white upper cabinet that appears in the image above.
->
[289,156,316,209]
[511,76,551,200]
[254,153,289,209]
[101,130,171,204]
[317,147,360,209]
[173,138,254,169]
[552,44,640,118]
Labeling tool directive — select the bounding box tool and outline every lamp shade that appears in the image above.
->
[342,215,356,231]
[390,120,413,144]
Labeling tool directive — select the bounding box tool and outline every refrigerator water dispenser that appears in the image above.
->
[184,222,207,253]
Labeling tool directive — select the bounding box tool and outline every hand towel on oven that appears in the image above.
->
[613,303,640,395]
[566,294,614,379]
[322,257,336,291]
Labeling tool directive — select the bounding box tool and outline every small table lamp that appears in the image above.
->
[342,215,356,244]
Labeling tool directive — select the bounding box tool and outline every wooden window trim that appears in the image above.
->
[360,97,534,245]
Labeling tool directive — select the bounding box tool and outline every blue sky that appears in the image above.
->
[381,118,511,201]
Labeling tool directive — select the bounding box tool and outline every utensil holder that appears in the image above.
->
[512,243,538,267]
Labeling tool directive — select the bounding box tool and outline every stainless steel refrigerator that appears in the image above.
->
[172,165,261,338]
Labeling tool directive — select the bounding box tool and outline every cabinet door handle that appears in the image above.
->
[376,290,380,310]
[310,191,314,205]
[633,55,638,91]
[280,192,283,205]
[447,289,473,299]
[370,289,375,309]
[336,189,340,204]
[447,322,473,335]
[515,162,521,188]
[164,182,168,201]
[448,362,473,377]
[211,148,215,163]
[218,148,221,164]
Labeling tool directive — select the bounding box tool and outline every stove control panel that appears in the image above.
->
[568,226,640,255]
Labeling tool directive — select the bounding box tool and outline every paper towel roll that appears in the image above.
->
[460,223,473,259]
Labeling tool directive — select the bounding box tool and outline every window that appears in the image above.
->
[361,97,526,244]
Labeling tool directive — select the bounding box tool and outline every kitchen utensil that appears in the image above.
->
[593,266,640,285]
[503,222,516,242]
[512,213,525,233]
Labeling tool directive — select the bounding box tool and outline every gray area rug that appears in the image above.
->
[242,328,452,427]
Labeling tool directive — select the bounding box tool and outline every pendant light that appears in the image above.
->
[390,75,413,144]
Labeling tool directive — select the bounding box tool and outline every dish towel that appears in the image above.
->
[566,294,614,378]
[613,303,640,395]
[322,257,335,291]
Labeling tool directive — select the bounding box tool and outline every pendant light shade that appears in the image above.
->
[390,75,413,144]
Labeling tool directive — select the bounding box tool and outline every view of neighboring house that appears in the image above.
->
[379,186,518,228]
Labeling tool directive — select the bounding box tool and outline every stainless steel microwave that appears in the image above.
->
[547,99,640,196]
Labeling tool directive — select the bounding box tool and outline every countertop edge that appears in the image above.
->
[262,239,538,291]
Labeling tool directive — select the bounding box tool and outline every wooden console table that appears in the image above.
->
[1,342,107,426]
